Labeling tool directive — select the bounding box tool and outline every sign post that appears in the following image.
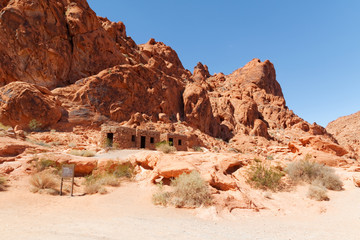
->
[60,164,75,197]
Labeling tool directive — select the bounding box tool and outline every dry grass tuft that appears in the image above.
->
[98,174,120,187]
[156,141,176,154]
[286,159,343,191]
[69,150,96,157]
[152,186,171,206]
[0,176,7,191]
[30,171,59,195]
[84,180,105,195]
[307,182,329,201]
[152,171,212,208]
[246,161,284,191]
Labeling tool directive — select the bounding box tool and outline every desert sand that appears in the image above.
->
[1,172,359,240]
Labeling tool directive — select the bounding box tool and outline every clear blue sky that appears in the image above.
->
[88,0,360,127]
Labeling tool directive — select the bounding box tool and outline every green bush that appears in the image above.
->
[286,159,343,191]
[156,141,176,154]
[246,161,284,191]
[152,171,212,208]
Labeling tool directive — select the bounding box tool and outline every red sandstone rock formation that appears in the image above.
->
[0,82,62,129]
[0,0,353,164]
[327,111,360,158]
[0,0,130,88]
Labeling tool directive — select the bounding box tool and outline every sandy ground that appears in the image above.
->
[0,173,359,240]
[94,149,151,160]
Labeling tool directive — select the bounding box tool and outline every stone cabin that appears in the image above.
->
[160,133,187,151]
[101,125,187,151]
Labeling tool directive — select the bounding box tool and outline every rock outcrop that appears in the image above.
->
[0,82,62,129]
[0,0,351,164]
[0,0,130,88]
[327,111,360,158]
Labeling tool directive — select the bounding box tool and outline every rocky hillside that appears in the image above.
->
[0,0,356,165]
[327,111,360,159]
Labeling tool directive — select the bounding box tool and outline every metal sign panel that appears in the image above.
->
[62,165,75,178]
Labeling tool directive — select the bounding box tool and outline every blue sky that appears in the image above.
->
[88,0,360,127]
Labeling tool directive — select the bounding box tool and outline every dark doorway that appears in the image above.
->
[178,139,182,146]
[169,138,174,146]
[107,133,114,147]
[140,136,146,148]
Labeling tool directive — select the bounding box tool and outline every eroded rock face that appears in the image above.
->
[0,82,62,129]
[53,64,185,124]
[327,111,360,158]
[183,83,219,136]
[0,0,350,161]
[0,0,128,88]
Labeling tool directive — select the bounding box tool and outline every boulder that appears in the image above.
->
[183,83,219,136]
[153,156,195,180]
[0,82,62,129]
[299,136,348,157]
[250,119,270,139]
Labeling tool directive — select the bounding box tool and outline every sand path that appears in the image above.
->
[0,176,359,240]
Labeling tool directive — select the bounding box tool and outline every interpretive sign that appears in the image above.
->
[62,165,75,178]
[60,164,75,197]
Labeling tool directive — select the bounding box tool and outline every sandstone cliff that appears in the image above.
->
[0,0,353,165]
[327,111,360,159]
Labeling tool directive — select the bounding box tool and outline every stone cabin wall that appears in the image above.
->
[136,129,160,150]
[160,133,188,151]
[101,125,187,151]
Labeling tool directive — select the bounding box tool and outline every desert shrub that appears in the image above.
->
[152,189,171,206]
[84,173,116,194]
[315,167,343,191]
[171,171,212,207]
[98,174,120,187]
[152,171,212,208]
[156,141,176,154]
[193,146,203,152]
[246,162,284,191]
[112,163,135,179]
[35,158,60,172]
[29,119,42,132]
[286,159,343,190]
[307,183,329,201]
[0,122,10,131]
[30,171,59,195]
[0,176,7,191]
[84,179,106,195]
[69,149,95,157]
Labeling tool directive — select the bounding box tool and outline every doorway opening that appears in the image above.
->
[140,136,146,148]
[106,133,114,147]
[168,138,174,146]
